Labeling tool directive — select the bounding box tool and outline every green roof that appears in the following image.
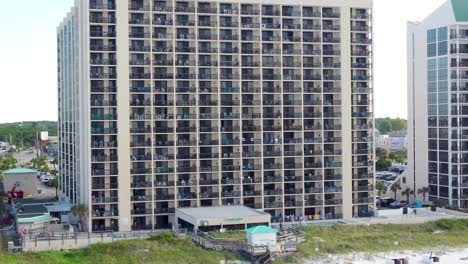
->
[246,225,277,234]
[452,0,468,22]
[19,205,48,215]
[13,197,58,205]
[17,214,52,224]
[3,168,38,174]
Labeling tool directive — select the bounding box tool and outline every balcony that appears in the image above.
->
[91,127,117,134]
[131,208,152,215]
[156,194,175,201]
[200,192,220,199]
[221,191,241,198]
[129,4,150,11]
[155,208,176,214]
[91,169,118,176]
[131,195,152,201]
[324,199,342,205]
[92,183,118,189]
[90,72,116,79]
[90,3,115,10]
[352,38,372,44]
[264,202,283,208]
[128,32,150,38]
[322,12,340,18]
[353,197,373,204]
[90,44,116,51]
[92,197,118,203]
[198,6,217,13]
[305,200,323,206]
[178,192,197,200]
[93,210,118,217]
[353,185,374,192]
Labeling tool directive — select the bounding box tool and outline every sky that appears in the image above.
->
[0,0,447,123]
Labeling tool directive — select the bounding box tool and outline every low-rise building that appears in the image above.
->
[3,168,38,197]
[11,198,72,234]
[175,205,271,232]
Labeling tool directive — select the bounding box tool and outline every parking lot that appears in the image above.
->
[35,175,56,197]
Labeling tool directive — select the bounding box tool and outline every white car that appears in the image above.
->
[40,175,51,183]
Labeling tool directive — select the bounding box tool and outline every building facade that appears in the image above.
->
[58,0,374,232]
[405,0,468,206]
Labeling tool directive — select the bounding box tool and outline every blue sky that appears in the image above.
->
[0,0,447,123]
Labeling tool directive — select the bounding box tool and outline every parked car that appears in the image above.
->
[40,175,51,183]
[378,198,396,207]
[390,200,408,209]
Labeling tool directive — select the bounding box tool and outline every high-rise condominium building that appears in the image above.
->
[406,0,468,207]
[58,0,374,232]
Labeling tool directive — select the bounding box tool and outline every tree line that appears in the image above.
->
[0,121,57,148]
[375,117,406,134]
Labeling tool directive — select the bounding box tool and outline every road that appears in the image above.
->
[12,150,37,164]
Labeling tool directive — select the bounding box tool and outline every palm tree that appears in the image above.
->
[390,181,401,200]
[417,187,430,205]
[401,187,414,204]
[375,181,386,208]
[71,204,88,232]
[50,177,59,198]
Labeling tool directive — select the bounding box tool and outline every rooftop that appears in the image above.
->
[246,225,277,234]
[176,205,270,220]
[3,168,38,174]
[13,197,58,206]
[17,204,48,217]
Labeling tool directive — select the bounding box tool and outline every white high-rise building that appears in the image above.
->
[406,0,468,207]
[58,0,374,232]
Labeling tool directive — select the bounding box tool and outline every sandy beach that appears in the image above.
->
[304,247,468,263]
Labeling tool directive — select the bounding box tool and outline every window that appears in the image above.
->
[427,29,437,43]
[438,81,447,92]
[428,59,437,71]
[428,117,437,127]
[428,82,437,93]
[428,104,437,115]
[428,93,437,104]
[438,92,448,104]
[428,70,437,82]
[438,57,448,69]
[427,43,437,57]
[438,41,448,56]
[439,104,448,115]
[438,27,448,41]
[438,69,448,80]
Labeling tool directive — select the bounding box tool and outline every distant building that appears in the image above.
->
[375,134,390,151]
[375,132,407,152]
[405,0,468,206]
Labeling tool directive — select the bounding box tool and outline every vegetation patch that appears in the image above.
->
[0,233,244,264]
[286,219,468,262]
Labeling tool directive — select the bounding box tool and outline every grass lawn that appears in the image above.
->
[5,219,468,263]
[287,219,468,262]
[210,230,247,241]
[0,233,244,264]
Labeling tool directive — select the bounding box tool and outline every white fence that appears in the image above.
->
[20,230,165,252]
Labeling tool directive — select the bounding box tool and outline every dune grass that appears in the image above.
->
[286,219,468,262]
[4,219,468,263]
[210,230,247,241]
[0,233,244,264]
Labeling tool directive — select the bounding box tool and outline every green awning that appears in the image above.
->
[17,214,52,223]
[452,0,468,22]
[246,225,277,234]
